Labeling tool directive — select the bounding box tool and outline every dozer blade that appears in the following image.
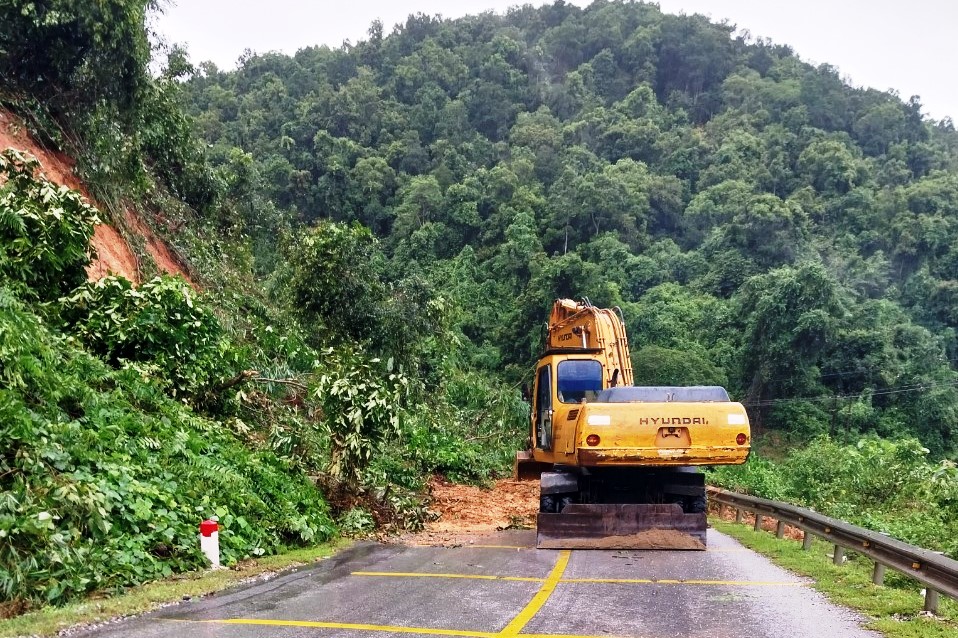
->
[514,450,553,481]
[536,504,706,550]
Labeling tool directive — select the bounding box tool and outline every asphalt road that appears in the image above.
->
[78,529,880,638]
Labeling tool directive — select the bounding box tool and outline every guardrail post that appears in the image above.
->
[924,588,940,614]
[802,531,813,551]
[735,508,743,524]
[871,562,885,586]
[833,546,845,565]
[753,513,762,531]
[775,521,785,539]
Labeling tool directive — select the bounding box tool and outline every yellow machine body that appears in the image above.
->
[531,353,751,469]
[519,299,751,550]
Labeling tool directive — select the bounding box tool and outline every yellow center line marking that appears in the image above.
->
[188,618,496,637]
[352,571,801,587]
[410,544,534,550]
[498,549,571,636]
[563,578,802,586]
[353,571,541,582]
[177,618,627,638]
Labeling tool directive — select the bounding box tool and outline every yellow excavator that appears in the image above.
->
[515,299,751,549]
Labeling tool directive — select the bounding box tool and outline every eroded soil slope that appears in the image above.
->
[0,108,191,285]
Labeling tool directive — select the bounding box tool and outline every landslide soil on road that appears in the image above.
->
[412,478,804,546]
[0,108,193,286]
[409,477,539,546]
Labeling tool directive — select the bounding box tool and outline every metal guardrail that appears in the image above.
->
[708,486,958,613]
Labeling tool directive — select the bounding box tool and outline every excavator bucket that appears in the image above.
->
[536,504,706,550]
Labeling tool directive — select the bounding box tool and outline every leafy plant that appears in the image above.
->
[710,436,958,557]
[0,149,100,301]
[61,275,233,404]
[313,345,410,483]
[0,288,335,606]
[337,507,375,537]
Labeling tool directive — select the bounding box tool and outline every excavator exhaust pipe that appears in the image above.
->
[536,504,706,550]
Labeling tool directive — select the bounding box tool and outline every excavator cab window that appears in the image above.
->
[534,364,553,450]
[557,359,603,403]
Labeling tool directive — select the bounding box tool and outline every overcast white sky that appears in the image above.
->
[154,0,958,121]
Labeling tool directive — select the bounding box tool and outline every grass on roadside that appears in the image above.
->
[710,518,958,638]
[0,539,352,638]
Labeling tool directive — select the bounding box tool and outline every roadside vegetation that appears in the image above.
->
[4,0,958,624]
[712,520,958,638]
[709,436,958,558]
[0,540,349,638]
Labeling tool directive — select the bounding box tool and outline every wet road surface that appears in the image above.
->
[78,529,879,638]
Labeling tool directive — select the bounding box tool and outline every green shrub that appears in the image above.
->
[707,454,789,500]
[0,149,100,301]
[0,288,334,606]
[61,274,232,403]
[400,371,528,483]
[313,345,410,483]
[718,435,958,558]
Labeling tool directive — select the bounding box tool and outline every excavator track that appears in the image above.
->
[536,504,706,550]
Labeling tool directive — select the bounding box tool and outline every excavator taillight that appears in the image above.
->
[586,434,601,446]
[736,433,748,445]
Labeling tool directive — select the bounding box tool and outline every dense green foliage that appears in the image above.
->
[0,0,217,211]
[180,1,958,455]
[0,165,334,606]
[0,141,524,609]
[62,275,232,403]
[0,150,100,301]
[0,290,334,603]
[6,0,958,613]
[710,436,958,558]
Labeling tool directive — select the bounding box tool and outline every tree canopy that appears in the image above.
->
[178,1,958,455]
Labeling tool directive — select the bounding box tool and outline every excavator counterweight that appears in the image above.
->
[517,299,751,550]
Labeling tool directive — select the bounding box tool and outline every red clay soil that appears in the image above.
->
[0,110,89,195]
[0,108,192,286]
[123,209,194,284]
[411,477,540,545]
[86,224,140,282]
[414,477,807,546]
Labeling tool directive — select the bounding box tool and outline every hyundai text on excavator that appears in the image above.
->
[515,299,751,550]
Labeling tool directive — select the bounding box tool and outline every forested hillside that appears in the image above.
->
[5,0,958,614]
[0,0,523,610]
[182,1,958,454]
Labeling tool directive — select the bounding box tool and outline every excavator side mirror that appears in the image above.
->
[610,369,619,387]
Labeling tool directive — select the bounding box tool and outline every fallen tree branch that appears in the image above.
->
[215,369,259,392]
[252,376,309,391]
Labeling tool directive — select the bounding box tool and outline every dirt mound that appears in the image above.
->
[414,478,790,549]
[410,477,539,545]
[0,108,193,286]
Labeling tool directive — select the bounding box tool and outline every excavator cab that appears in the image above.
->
[555,359,603,403]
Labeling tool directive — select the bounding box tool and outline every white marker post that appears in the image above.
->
[199,519,220,568]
